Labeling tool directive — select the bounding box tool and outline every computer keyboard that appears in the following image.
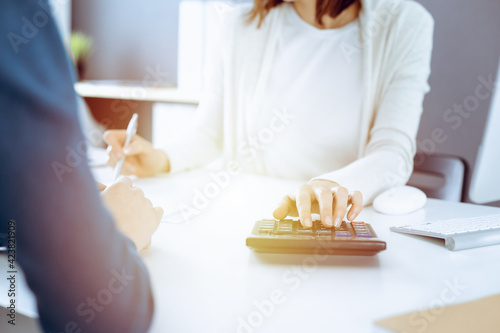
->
[246,219,386,256]
[390,214,500,251]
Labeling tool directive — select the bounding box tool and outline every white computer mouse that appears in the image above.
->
[373,186,427,215]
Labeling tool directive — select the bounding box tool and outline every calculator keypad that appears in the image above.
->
[351,222,372,237]
[256,219,374,240]
[249,219,385,256]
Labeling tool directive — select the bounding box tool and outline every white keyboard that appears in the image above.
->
[391,214,500,251]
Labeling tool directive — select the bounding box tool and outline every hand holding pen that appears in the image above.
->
[104,114,169,178]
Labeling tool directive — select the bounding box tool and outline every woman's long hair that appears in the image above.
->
[247,0,358,28]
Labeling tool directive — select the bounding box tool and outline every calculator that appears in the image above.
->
[246,219,386,256]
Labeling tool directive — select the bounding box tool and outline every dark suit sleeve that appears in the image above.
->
[0,1,154,332]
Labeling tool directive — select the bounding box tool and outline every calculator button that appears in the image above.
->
[335,231,352,238]
[297,229,314,235]
[261,221,275,225]
[313,220,324,228]
[354,229,372,237]
[276,228,293,235]
[352,222,372,237]
[335,222,349,230]
[316,230,332,238]
[351,222,366,227]
[259,224,275,233]
[279,220,293,226]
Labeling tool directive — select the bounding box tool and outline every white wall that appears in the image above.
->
[72,0,178,83]
[50,0,72,43]
[469,59,500,204]
[416,0,500,206]
[177,1,235,92]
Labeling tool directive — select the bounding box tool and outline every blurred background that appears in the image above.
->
[51,0,500,207]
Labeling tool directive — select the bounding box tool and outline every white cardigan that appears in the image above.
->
[164,0,434,204]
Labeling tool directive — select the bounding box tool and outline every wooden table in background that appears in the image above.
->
[75,81,199,141]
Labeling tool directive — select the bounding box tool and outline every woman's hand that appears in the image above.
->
[273,180,363,228]
[103,130,169,177]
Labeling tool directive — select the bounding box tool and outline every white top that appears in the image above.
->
[164,0,434,204]
[256,4,363,179]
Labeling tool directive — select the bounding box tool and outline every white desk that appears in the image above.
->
[2,167,500,333]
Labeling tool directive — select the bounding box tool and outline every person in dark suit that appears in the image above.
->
[0,1,162,332]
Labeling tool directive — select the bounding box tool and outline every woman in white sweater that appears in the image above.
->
[105,0,434,229]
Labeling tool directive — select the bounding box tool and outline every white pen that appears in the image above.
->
[113,113,139,181]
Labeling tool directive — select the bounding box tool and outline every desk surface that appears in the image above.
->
[2,167,500,333]
[75,81,200,105]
